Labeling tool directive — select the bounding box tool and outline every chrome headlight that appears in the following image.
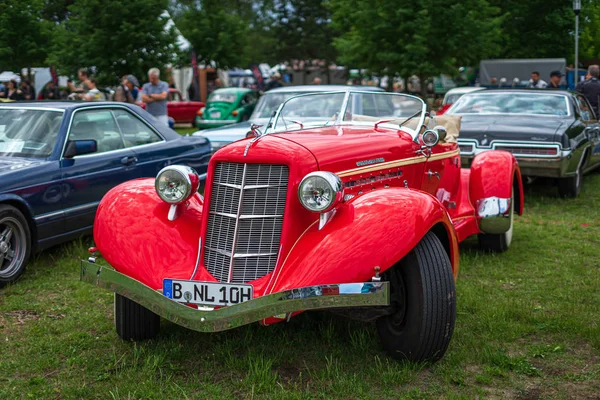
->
[298,172,343,213]
[155,165,199,204]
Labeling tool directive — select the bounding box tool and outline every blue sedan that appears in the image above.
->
[0,102,211,286]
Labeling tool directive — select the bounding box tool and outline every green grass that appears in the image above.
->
[1,174,600,399]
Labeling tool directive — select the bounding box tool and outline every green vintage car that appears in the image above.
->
[195,88,257,129]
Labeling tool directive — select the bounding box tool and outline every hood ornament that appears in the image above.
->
[244,111,276,157]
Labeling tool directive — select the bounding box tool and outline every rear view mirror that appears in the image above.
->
[64,139,97,158]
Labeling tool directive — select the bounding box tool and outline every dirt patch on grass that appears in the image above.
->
[0,310,40,325]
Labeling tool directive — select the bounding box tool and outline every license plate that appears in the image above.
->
[163,279,253,306]
[210,111,221,119]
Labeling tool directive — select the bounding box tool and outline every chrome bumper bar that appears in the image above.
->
[80,261,390,332]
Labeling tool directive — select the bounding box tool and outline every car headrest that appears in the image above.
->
[71,121,100,139]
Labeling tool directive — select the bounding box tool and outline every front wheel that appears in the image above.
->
[115,294,160,341]
[558,167,582,198]
[0,205,31,287]
[376,232,456,362]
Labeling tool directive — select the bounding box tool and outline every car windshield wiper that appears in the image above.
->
[398,110,422,128]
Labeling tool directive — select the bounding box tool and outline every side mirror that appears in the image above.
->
[64,139,97,158]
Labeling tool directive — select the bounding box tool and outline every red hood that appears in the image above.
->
[271,126,417,173]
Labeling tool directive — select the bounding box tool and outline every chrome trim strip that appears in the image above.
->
[34,201,101,222]
[228,163,248,283]
[0,106,66,112]
[233,252,278,258]
[189,237,202,280]
[458,139,564,159]
[206,246,232,257]
[80,261,390,333]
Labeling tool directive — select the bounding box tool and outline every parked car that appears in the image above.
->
[193,85,384,153]
[0,102,211,286]
[447,89,600,197]
[81,90,523,363]
[436,87,485,115]
[195,88,258,129]
[167,88,205,126]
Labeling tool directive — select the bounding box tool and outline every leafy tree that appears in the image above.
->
[270,0,337,72]
[170,0,256,68]
[0,0,50,72]
[580,0,600,61]
[489,0,574,60]
[329,0,502,91]
[48,0,177,86]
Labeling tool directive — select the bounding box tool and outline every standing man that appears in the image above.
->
[526,71,547,88]
[548,71,565,89]
[576,65,600,118]
[141,68,169,126]
[41,81,60,100]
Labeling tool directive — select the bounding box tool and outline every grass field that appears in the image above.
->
[1,167,600,398]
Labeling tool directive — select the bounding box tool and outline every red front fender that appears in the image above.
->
[268,188,459,294]
[469,150,524,216]
[94,179,204,290]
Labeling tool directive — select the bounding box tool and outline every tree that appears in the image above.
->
[0,0,49,72]
[170,0,256,69]
[329,0,502,91]
[489,0,574,60]
[271,0,337,80]
[580,0,600,61]
[48,0,177,86]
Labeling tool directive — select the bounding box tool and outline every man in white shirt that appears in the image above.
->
[526,71,548,89]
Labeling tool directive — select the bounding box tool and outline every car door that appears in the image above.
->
[575,94,600,169]
[112,108,197,177]
[60,108,138,233]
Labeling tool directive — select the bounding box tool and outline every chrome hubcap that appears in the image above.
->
[0,217,25,279]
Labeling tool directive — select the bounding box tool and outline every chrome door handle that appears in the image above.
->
[121,156,138,166]
[426,170,440,180]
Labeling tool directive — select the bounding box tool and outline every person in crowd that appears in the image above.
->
[0,81,5,95]
[141,67,169,126]
[84,78,106,101]
[312,77,322,85]
[114,74,139,103]
[20,80,35,100]
[168,76,176,89]
[0,80,24,100]
[576,65,600,117]
[548,71,565,89]
[68,68,92,96]
[490,77,498,87]
[526,71,547,88]
[187,79,197,101]
[265,73,283,91]
[41,81,60,100]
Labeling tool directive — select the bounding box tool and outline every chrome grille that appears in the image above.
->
[204,162,288,283]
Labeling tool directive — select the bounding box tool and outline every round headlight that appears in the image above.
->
[298,172,343,213]
[422,129,440,147]
[155,165,199,204]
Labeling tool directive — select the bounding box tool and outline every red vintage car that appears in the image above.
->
[81,91,523,362]
[139,88,204,125]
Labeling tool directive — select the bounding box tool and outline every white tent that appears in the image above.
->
[0,71,20,83]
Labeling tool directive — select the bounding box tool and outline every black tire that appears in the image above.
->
[478,193,514,253]
[0,205,31,287]
[558,167,582,198]
[115,294,160,341]
[376,232,456,362]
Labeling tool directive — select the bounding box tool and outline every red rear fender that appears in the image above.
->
[93,179,204,290]
[268,188,459,294]
[469,150,524,216]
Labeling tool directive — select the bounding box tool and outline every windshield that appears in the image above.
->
[208,92,237,103]
[449,93,569,116]
[251,92,313,119]
[272,91,426,137]
[0,109,64,158]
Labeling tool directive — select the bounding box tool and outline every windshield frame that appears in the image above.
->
[0,106,66,159]
[268,90,427,140]
[446,91,572,118]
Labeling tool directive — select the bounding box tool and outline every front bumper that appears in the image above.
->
[80,261,390,332]
[196,118,238,129]
[459,140,576,178]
